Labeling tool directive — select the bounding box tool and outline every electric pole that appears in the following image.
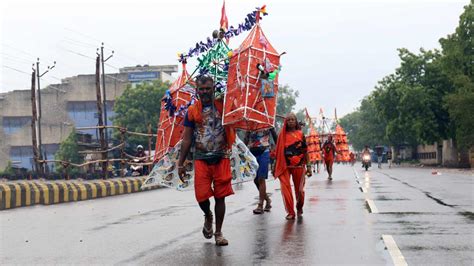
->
[99,43,114,147]
[35,58,56,176]
[95,53,108,178]
[30,68,39,173]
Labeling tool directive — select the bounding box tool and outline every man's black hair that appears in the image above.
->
[196,75,214,87]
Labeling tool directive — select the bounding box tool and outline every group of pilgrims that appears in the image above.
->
[156,5,350,246]
[176,75,344,246]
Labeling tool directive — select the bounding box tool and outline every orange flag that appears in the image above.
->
[220,0,229,44]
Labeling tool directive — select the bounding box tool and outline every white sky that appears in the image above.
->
[0,0,468,117]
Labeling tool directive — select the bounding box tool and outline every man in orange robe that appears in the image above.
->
[274,113,312,220]
[322,135,337,180]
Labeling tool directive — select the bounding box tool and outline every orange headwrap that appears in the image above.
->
[187,99,236,148]
[274,120,288,178]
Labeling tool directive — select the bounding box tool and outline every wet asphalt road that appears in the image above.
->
[1,165,472,265]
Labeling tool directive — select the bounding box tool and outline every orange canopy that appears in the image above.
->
[306,126,322,163]
[223,23,280,130]
[154,64,195,162]
[334,124,351,162]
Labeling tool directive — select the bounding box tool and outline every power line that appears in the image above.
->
[49,75,63,81]
[59,46,120,70]
[105,74,126,82]
[60,47,96,60]
[1,43,37,60]
[62,37,97,48]
[63,27,143,65]
[2,65,31,76]
[1,53,32,64]
[64,27,101,43]
[2,43,56,66]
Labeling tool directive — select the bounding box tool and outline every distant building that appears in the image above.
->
[0,64,177,171]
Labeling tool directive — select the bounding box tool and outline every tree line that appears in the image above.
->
[339,2,473,153]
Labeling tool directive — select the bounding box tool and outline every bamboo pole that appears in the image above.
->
[147,123,152,162]
[120,127,126,178]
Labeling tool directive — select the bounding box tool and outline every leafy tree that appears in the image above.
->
[275,84,299,130]
[440,2,474,150]
[113,80,170,151]
[445,90,474,149]
[276,85,299,116]
[340,97,387,150]
[342,47,456,150]
[0,161,15,176]
[328,2,473,159]
[55,131,83,174]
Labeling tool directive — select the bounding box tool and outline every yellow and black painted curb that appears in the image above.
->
[0,177,160,210]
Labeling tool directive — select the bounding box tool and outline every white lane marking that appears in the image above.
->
[382,235,408,266]
[366,199,379,213]
[353,168,360,180]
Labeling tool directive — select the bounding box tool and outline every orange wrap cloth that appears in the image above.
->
[279,167,306,216]
[187,100,236,149]
[274,118,307,216]
[274,119,289,178]
[154,64,195,162]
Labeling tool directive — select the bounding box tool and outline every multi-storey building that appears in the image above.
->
[0,64,177,170]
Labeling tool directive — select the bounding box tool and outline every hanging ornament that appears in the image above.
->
[196,40,231,96]
[178,6,268,63]
[256,58,282,98]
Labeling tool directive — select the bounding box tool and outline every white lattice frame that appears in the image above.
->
[222,25,280,129]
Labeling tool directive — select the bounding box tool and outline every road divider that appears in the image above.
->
[0,177,160,210]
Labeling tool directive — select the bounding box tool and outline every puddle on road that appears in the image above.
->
[458,211,474,222]
[405,245,471,251]
[375,195,409,201]
[379,212,436,217]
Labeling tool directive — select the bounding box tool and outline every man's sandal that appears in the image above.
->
[297,209,303,217]
[285,214,295,220]
[214,232,229,246]
[264,197,272,212]
[202,212,213,239]
[253,204,264,214]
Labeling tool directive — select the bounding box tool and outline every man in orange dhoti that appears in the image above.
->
[322,135,337,180]
[274,113,312,220]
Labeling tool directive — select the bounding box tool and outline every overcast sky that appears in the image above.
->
[0,0,468,117]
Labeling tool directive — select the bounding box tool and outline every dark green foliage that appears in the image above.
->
[341,2,473,150]
[113,80,171,151]
[55,131,83,174]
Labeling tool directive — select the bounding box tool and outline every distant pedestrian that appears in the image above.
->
[375,146,383,169]
[274,113,312,220]
[387,150,393,168]
[322,135,337,180]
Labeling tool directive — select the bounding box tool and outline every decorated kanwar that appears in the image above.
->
[304,108,323,173]
[143,4,282,246]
